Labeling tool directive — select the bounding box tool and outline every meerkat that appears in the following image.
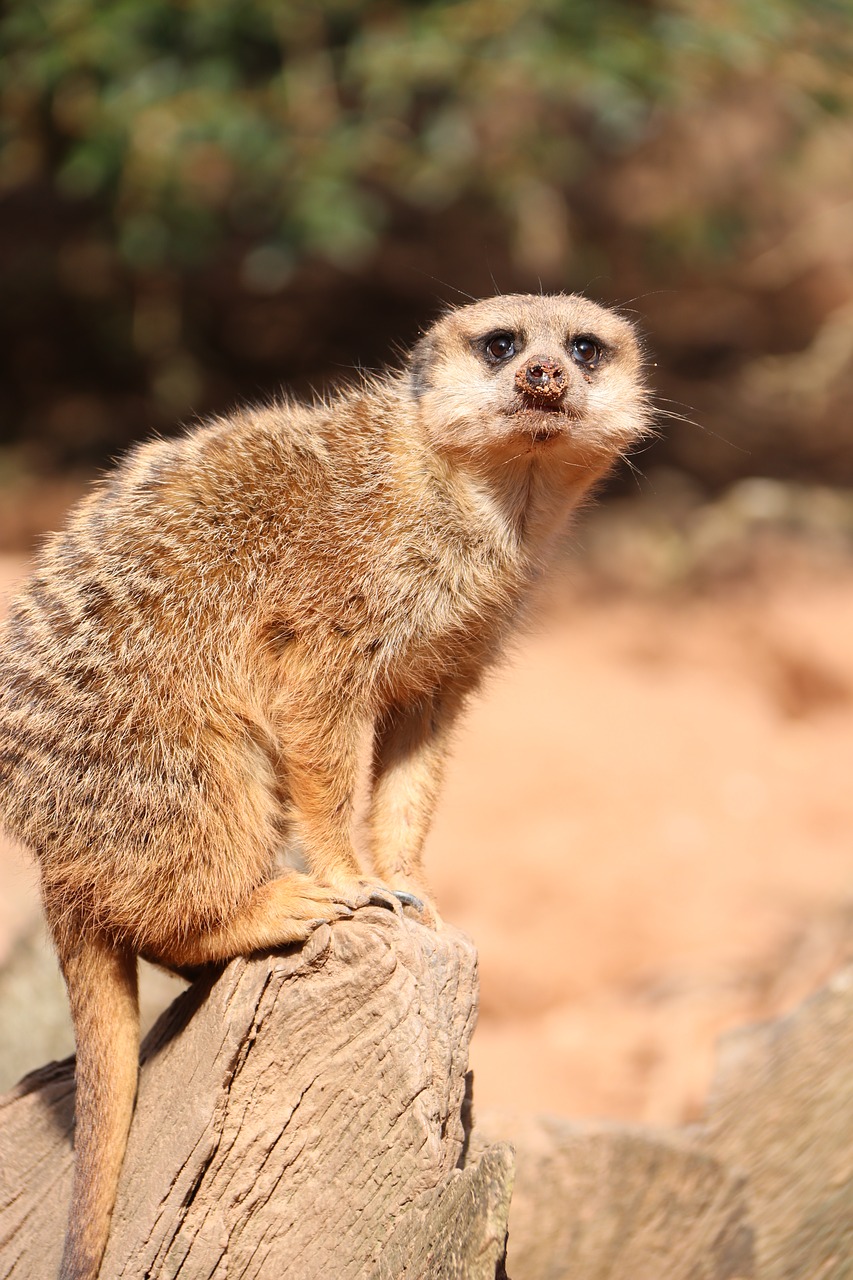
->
[0,293,648,1279]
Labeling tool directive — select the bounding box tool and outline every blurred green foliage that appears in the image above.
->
[0,0,852,508]
[3,0,849,269]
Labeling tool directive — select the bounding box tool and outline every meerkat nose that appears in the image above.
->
[515,357,567,403]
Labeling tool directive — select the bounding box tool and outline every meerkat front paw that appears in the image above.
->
[278,874,358,936]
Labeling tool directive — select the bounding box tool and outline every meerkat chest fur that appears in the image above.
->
[261,290,649,707]
[247,400,580,711]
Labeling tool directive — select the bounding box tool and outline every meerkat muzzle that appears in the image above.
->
[515,356,567,405]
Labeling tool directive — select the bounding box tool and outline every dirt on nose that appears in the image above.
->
[515,357,566,403]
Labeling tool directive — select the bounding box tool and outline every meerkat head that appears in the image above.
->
[408,293,650,467]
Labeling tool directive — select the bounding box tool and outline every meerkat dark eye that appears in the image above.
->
[571,336,603,368]
[483,332,516,363]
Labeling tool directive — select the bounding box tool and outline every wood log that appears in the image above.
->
[701,962,853,1280]
[0,909,513,1279]
[472,962,853,1280]
[471,1112,755,1280]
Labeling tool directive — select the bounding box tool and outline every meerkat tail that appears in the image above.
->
[57,932,139,1280]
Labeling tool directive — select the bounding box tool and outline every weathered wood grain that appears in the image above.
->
[0,909,512,1279]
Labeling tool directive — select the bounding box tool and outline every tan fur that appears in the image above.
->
[0,294,648,1278]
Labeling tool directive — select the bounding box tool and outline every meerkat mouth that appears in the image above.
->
[508,403,574,444]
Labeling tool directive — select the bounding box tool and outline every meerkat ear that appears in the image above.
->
[408,333,435,398]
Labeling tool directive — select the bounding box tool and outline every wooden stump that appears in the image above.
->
[0,909,513,1279]
[471,1113,755,1280]
[702,964,853,1280]
[5,904,849,1279]
[472,962,853,1280]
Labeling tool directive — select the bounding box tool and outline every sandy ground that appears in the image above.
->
[1,548,851,1123]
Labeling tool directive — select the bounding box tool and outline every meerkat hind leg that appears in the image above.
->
[143,871,356,971]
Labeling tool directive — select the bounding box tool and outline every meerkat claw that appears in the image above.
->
[392,890,425,912]
[329,879,406,914]
[365,886,405,914]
